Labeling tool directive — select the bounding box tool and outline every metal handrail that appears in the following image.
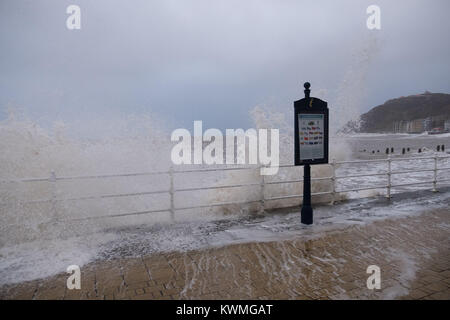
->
[390,155,447,161]
[176,199,262,211]
[2,155,448,183]
[70,208,171,221]
[173,166,256,174]
[336,185,388,193]
[335,172,388,179]
[0,171,169,183]
[390,180,435,188]
[174,182,261,193]
[1,154,449,221]
[5,189,170,205]
[331,158,393,164]
[390,168,435,175]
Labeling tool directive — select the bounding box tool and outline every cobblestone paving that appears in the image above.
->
[1,208,449,300]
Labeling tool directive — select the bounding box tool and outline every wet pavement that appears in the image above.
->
[1,189,449,300]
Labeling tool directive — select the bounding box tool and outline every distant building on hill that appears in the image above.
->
[357,92,450,133]
[393,115,448,134]
[393,120,406,133]
[445,119,450,132]
[423,118,433,132]
[409,119,425,133]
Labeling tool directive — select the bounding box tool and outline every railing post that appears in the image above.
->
[330,158,336,205]
[260,165,265,213]
[432,154,438,192]
[49,170,58,221]
[169,166,175,221]
[386,156,391,199]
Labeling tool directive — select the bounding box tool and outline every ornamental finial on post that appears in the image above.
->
[304,82,311,99]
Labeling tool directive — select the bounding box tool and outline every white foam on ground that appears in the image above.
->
[0,233,117,286]
[1,184,448,286]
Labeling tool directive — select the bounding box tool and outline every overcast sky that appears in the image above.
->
[1,0,449,132]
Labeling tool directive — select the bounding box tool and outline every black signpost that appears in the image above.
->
[294,82,329,225]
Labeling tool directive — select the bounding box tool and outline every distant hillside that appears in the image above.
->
[358,92,450,133]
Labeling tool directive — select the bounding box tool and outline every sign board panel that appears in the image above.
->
[298,114,324,160]
[294,96,329,165]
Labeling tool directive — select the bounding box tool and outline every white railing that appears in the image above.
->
[1,154,449,221]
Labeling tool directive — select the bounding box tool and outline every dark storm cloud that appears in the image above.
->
[1,0,449,130]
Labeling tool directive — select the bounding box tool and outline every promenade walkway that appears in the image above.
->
[1,197,449,300]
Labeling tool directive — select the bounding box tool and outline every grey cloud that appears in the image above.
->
[1,0,449,131]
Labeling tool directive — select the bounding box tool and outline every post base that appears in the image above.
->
[301,205,313,225]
